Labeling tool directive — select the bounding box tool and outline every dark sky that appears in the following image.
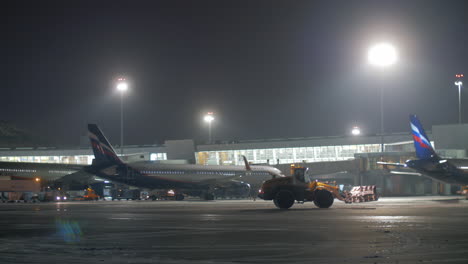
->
[2,0,468,146]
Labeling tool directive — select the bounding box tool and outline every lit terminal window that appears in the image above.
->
[195,144,381,165]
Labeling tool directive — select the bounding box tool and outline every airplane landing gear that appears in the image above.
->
[175,193,185,201]
[203,193,215,200]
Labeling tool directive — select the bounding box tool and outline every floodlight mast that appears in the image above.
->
[117,78,128,155]
[455,74,464,124]
[368,43,397,152]
[204,112,215,144]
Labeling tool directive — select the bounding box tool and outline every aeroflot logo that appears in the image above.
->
[411,123,431,149]
[89,132,116,156]
[92,141,104,154]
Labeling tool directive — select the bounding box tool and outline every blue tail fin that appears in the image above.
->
[410,115,437,160]
[88,124,123,165]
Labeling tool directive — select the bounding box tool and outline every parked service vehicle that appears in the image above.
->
[1,191,40,203]
[150,189,185,201]
[258,166,378,209]
[71,188,100,201]
[112,188,141,200]
[458,185,468,199]
[35,191,68,202]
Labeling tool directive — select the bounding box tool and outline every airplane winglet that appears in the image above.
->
[242,155,252,171]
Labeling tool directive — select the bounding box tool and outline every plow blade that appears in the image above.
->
[342,185,378,203]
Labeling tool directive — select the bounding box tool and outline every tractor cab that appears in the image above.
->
[291,165,312,184]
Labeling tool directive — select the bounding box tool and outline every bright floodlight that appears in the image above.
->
[368,43,397,67]
[117,82,128,92]
[351,126,361,136]
[204,114,214,123]
[455,81,463,86]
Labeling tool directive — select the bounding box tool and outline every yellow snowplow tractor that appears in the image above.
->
[258,166,378,209]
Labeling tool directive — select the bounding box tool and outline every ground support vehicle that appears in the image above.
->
[0,191,40,203]
[347,186,378,202]
[83,188,100,200]
[0,176,42,202]
[258,166,378,209]
[458,185,468,199]
[111,188,141,201]
[72,188,100,201]
[149,189,185,201]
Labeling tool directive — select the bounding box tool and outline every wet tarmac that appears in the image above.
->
[1,197,467,263]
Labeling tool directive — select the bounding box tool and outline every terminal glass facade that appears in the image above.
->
[0,155,94,164]
[0,152,168,165]
[196,144,381,165]
[150,153,168,161]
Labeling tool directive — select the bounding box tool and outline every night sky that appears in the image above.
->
[3,0,468,146]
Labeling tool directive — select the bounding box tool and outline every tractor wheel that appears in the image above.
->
[274,190,295,209]
[313,189,334,208]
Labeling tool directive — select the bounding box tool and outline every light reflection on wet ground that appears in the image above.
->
[199,214,223,221]
[351,215,423,222]
[55,218,82,243]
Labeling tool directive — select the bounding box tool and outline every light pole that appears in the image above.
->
[116,78,128,155]
[368,43,397,152]
[204,112,214,144]
[455,74,464,124]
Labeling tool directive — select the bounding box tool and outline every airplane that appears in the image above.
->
[377,114,468,185]
[0,124,285,200]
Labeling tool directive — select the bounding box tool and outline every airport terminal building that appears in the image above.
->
[1,126,466,167]
[1,123,467,196]
[0,133,413,166]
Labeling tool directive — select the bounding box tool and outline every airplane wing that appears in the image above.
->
[197,174,245,186]
[0,161,87,181]
[388,170,422,176]
[376,161,407,167]
[55,169,97,184]
[376,161,423,176]
[310,171,354,180]
[0,161,103,189]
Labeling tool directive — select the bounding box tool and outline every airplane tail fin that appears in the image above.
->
[410,115,437,160]
[88,124,123,165]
